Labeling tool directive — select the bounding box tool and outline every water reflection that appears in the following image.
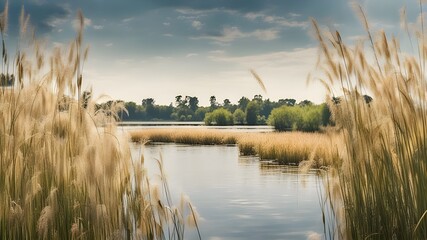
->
[135,143,325,240]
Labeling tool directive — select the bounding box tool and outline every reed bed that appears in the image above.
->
[0,5,199,240]
[313,3,427,239]
[130,129,339,166]
[130,128,238,145]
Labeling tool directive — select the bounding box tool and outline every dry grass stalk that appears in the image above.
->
[314,2,427,239]
[0,4,199,239]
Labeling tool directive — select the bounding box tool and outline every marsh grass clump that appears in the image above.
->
[130,129,339,166]
[314,3,427,239]
[0,4,199,240]
[131,129,238,145]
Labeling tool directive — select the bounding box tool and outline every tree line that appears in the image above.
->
[108,95,336,131]
[120,95,301,121]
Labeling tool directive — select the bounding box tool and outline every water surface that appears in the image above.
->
[119,121,274,132]
[133,143,325,240]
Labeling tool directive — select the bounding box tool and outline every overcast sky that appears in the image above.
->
[2,0,420,105]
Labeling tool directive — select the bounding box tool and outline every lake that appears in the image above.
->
[131,142,327,240]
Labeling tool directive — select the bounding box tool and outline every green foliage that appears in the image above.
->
[245,101,259,125]
[268,105,325,132]
[194,107,208,121]
[278,98,296,106]
[320,103,332,126]
[238,97,250,110]
[233,109,245,124]
[204,108,234,126]
[268,106,300,131]
[121,94,329,127]
[187,96,199,111]
[297,106,322,132]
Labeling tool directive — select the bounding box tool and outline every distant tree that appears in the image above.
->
[278,98,296,106]
[175,95,183,107]
[124,101,137,116]
[157,104,174,120]
[260,98,273,118]
[321,103,332,126]
[187,96,199,112]
[245,101,259,125]
[141,98,155,107]
[223,98,231,108]
[253,94,263,103]
[209,95,217,109]
[142,98,156,117]
[298,99,313,107]
[195,107,209,121]
[233,109,245,125]
[238,97,250,110]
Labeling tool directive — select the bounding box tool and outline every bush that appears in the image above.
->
[233,109,245,124]
[298,106,322,132]
[268,105,324,132]
[204,108,234,126]
[268,106,301,131]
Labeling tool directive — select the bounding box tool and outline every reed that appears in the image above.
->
[130,129,339,166]
[0,4,198,239]
[313,2,427,239]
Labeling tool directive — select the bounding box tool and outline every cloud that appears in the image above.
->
[208,47,317,68]
[192,20,202,30]
[193,26,279,43]
[93,25,104,30]
[245,13,309,29]
[163,22,171,26]
[186,53,198,58]
[163,33,173,37]
[151,0,264,14]
[209,50,226,54]
[46,16,67,28]
[40,4,71,30]
[105,43,113,47]
[289,13,301,18]
[17,2,71,33]
[122,17,134,23]
[251,29,279,40]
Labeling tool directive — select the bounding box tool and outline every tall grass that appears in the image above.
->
[130,129,339,166]
[314,3,427,239]
[0,4,199,239]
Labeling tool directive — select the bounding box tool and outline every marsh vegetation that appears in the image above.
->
[313,3,427,239]
[130,129,339,166]
[0,5,199,240]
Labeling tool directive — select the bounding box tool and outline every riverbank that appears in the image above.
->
[129,129,339,166]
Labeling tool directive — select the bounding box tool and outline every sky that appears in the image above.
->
[0,0,421,105]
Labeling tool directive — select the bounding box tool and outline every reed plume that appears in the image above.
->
[0,3,198,239]
[314,2,427,239]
